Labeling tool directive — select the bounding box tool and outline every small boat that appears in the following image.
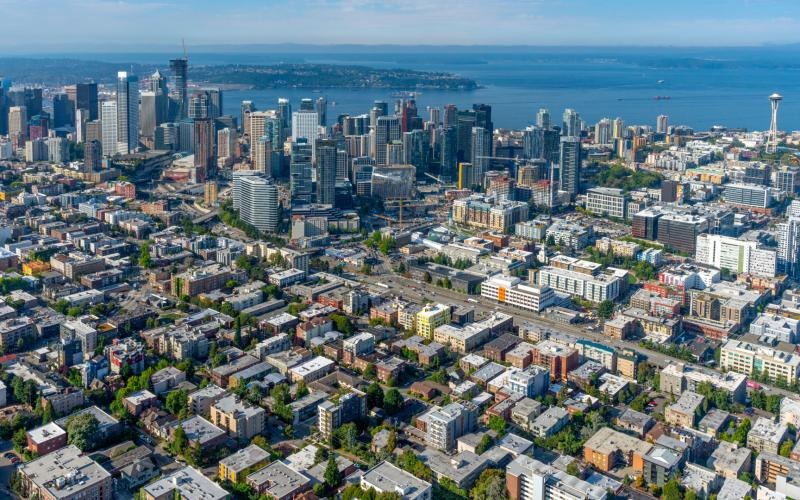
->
[657,79,665,84]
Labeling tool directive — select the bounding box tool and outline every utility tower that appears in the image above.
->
[767,92,783,154]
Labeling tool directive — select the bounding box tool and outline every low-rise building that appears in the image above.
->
[143,466,229,500]
[506,454,607,500]
[748,417,789,455]
[665,391,705,428]
[26,422,67,456]
[18,445,113,500]
[218,444,271,483]
[247,461,311,500]
[209,395,266,441]
[529,406,569,438]
[360,460,431,500]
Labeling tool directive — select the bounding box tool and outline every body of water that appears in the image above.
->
[59,47,800,131]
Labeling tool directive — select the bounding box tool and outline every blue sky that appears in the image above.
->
[3,0,800,49]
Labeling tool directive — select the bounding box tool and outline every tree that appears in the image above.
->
[171,426,188,455]
[383,389,404,414]
[488,415,507,436]
[12,427,27,453]
[41,400,54,423]
[66,413,100,451]
[470,469,506,500]
[661,477,683,500]
[366,382,384,409]
[566,461,581,477]
[780,439,795,457]
[295,380,309,399]
[475,434,493,455]
[165,389,188,416]
[138,243,152,269]
[597,300,614,320]
[324,454,341,489]
[363,363,377,380]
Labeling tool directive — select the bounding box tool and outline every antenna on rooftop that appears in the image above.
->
[182,38,188,60]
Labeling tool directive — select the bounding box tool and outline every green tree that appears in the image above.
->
[324,454,341,489]
[66,413,100,451]
[780,439,795,457]
[363,363,377,380]
[475,434,493,455]
[383,389,404,414]
[165,389,188,416]
[597,300,614,320]
[12,427,27,453]
[488,415,507,436]
[171,425,188,455]
[366,382,384,409]
[41,400,54,423]
[470,469,506,500]
[138,243,152,268]
[661,477,683,500]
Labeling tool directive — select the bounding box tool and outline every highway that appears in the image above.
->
[354,263,797,399]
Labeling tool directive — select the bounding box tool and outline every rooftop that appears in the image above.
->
[18,445,111,499]
[220,444,270,473]
[361,460,431,499]
[27,422,66,445]
[247,461,311,498]
[144,466,228,500]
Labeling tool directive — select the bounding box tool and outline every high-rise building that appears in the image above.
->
[84,140,102,170]
[169,58,188,121]
[193,118,215,175]
[536,108,551,129]
[75,108,90,143]
[402,129,430,177]
[23,87,43,117]
[240,101,255,137]
[85,119,102,145]
[778,201,800,277]
[52,94,73,129]
[315,139,337,205]
[100,101,117,157]
[612,117,625,140]
[292,110,319,159]
[440,126,458,181]
[47,137,68,164]
[116,71,139,154]
[252,136,272,174]
[562,109,580,137]
[28,115,49,140]
[456,110,476,163]
[290,138,313,204]
[217,127,236,163]
[139,91,159,141]
[594,118,611,145]
[66,83,98,121]
[559,136,581,196]
[155,123,180,151]
[375,115,400,166]
[299,98,314,111]
[235,175,279,232]
[8,106,27,138]
[429,107,441,125]
[336,149,349,181]
[470,126,490,183]
[657,114,669,134]
[188,91,209,119]
[315,96,327,127]
[207,89,223,119]
[443,104,457,128]
[277,98,291,132]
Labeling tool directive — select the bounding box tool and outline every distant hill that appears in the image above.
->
[0,57,479,90]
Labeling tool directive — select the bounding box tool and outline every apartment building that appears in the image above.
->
[507,455,607,500]
[720,339,800,386]
[481,275,555,313]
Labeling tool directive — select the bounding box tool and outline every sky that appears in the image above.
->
[3,0,800,50]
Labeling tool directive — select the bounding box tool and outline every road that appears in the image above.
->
[356,263,798,399]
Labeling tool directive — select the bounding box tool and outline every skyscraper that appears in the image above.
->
[440,126,458,181]
[277,98,291,132]
[290,138,313,204]
[403,129,430,177]
[52,94,73,129]
[316,139,337,205]
[252,136,272,174]
[612,117,625,140]
[375,115,400,166]
[470,126,490,182]
[656,114,669,134]
[189,91,209,119]
[8,106,27,138]
[193,118,215,176]
[292,110,319,142]
[236,175,279,232]
[594,119,611,145]
[66,83,98,121]
[443,104,457,128]
[207,89,223,119]
[241,101,255,137]
[562,109,580,137]
[429,107,441,126]
[139,91,159,142]
[116,71,139,154]
[100,101,117,157]
[169,57,188,121]
[315,97,327,127]
[84,140,102,170]
[559,136,581,197]
[456,110,477,163]
[536,108,551,129]
[217,127,236,163]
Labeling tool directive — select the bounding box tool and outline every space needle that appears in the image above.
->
[767,92,783,154]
